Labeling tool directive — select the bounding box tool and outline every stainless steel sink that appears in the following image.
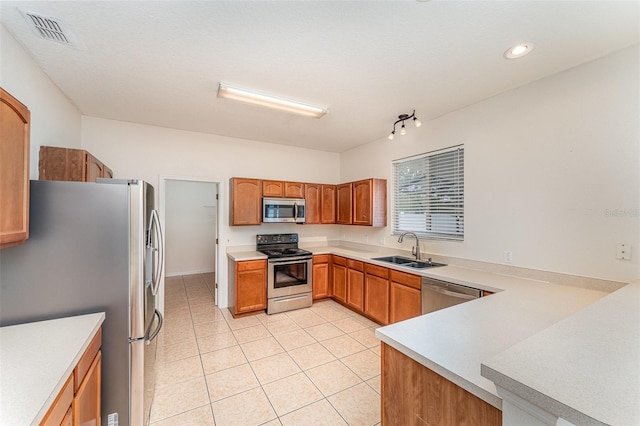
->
[371,256,446,269]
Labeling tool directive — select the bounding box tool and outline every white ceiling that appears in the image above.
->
[1,1,639,153]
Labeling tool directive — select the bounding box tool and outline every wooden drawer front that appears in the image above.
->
[365,263,389,279]
[389,269,421,290]
[74,328,102,392]
[237,259,267,272]
[347,259,364,271]
[40,374,73,426]
[313,254,331,264]
[332,255,347,266]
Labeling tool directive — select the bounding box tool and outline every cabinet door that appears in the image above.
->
[40,374,73,426]
[0,88,30,249]
[321,184,336,224]
[73,351,101,426]
[346,262,364,312]
[85,153,105,182]
[365,274,390,325]
[305,184,322,224]
[389,282,422,323]
[235,260,267,314]
[262,180,283,197]
[352,179,372,225]
[312,259,330,300]
[332,262,347,303]
[230,178,262,225]
[336,183,352,224]
[284,181,305,198]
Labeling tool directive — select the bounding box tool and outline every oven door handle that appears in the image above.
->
[268,256,313,264]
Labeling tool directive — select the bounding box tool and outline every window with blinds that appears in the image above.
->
[392,145,464,241]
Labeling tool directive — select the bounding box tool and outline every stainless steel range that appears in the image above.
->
[257,233,313,314]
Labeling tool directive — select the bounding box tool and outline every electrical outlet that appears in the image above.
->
[616,243,631,260]
[503,250,513,263]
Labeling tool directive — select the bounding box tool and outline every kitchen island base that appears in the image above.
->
[382,343,501,426]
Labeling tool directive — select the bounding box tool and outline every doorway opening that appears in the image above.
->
[159,177,220,312]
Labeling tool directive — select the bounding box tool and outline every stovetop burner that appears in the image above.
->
[256,233,312,259]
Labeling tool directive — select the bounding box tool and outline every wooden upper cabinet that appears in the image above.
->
[305,183,322,224]
[262,180,283,197]
[353,178,387,227]
[230,178,262,225]
[0,88,30,249]
[336,183,352,224]
[284,181,305,198]
[39,146,113,182]
[321,184,336,224]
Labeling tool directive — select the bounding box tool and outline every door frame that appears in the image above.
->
[159,175,221,312]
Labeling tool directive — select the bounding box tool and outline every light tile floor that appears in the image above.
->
[150,273,382,426]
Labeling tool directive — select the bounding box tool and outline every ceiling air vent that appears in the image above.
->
[20,10,83,49]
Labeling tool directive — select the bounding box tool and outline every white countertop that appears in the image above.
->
[0,312,105,426]
[481,282,640,425]
[227,242,635,420]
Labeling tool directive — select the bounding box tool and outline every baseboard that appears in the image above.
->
[166,269,214,278]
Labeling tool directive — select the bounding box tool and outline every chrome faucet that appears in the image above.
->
[398,232,421,261]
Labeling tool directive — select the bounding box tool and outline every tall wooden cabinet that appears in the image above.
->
[39,146,113,182]
[0,88,30,249]
[230,178,262,225]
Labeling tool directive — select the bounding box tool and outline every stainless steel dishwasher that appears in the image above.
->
[421,277,481,314]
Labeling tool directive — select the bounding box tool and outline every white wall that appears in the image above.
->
[0,26,81,179]
[341,45,640,283]
[81,116,342,307]
[165,180,217,277]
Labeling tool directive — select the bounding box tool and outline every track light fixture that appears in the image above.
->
[388,110,422,140]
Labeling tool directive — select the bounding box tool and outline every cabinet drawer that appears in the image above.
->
[313,254,331,264]
[347,259,364,271]
[40,374,73,426]
[74,328,102,392]
[365,263,389,279]
[332,255,347,266]
[237,259,267,271]
[389,270,421,290]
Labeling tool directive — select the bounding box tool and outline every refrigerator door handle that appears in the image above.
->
[147,209,164,296]
[145,309,163,345]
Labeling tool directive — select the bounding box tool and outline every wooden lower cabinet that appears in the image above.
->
[364,263,390,325]
[346,260,364,311]
[40,328,102,426]
[382,343,501,426]
[312,254,331,299]
[332,256,347,303]
[389,269,422,324]
[233,259,267,315]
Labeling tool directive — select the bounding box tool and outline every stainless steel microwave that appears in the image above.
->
[263,198,306,223]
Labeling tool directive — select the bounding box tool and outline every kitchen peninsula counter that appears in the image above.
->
[0,312,105,425]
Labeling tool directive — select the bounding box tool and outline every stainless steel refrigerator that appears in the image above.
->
[0,179,164,426]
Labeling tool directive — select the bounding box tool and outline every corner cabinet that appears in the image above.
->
[352,178,386,227]
[39,146,113,182]
[230,178,262,225]
[0,88,31,249]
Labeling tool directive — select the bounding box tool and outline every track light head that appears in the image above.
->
[388,110,421,140]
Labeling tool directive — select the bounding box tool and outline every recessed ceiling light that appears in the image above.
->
[217,82,328,118]
[504,42,535,59]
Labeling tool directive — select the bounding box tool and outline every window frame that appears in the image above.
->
[391,145,464,241]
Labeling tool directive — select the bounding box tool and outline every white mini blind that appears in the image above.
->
[392,145,464,240]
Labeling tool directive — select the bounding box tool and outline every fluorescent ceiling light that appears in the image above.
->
[217,82,328,118]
